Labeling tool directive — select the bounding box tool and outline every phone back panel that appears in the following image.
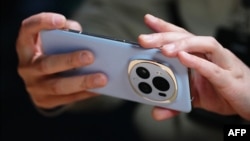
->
[40,30,192,112]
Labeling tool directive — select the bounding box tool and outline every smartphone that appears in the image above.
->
[40,29,192,112]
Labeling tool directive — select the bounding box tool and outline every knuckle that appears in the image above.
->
[30,92,51,108]
[206,36,216,43]
[17,66,25,77]
[32,96,46,108]
[159,33,166,41]
[21,18,28,27]
[178,27,188,33]
[177,37,189,48]
[81,76,89,90]
[81,75,93,90]
[50,79,62,95]
[17,67,34,85]
[33,96,56,109]
[212,65,222,75]
[38,12,48,22]
[24,81,60,109]
[66,53,77,67]
[233,67,244,79]
[206,36,221,50]
[26,86,35,96]
[38,58,50,74]
[153,34,164,47]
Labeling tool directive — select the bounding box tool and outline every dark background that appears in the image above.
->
[1,1,249,141]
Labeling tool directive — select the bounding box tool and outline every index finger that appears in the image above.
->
[144,14,188,33]
[19,12,66,37]
[16,12,66,65]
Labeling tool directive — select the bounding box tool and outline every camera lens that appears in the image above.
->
[138,82,152,94]
[136,67,150,79]
[153,76,170,91]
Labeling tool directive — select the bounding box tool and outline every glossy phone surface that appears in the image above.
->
[41,29,192,112]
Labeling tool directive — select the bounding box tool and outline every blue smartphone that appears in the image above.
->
[40,29,192,112]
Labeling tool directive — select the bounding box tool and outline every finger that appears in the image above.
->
[20,12,66,37]
[16,13,67,64]
[161,36,232,69]
[178,51,230,88]
[138,32,192,48]
[144,14,188,33]
[152,107,179,121]
[42,73,107,95]
[65,20,82,31]
[34,91,99,109]
[32,50,94,75]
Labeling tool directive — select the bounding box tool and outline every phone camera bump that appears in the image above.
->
[152,76,170,91]
[136,67,150,79]
[138,82,152,94]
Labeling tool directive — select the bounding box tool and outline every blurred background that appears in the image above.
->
[1,0,249,141]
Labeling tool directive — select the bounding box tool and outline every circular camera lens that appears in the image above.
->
[136,67,150,79]
[153,76,170,91]
[138,82,152,94]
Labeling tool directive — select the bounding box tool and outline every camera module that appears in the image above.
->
[138,82,152,94]
[128,60,178,102]
[136,67,150,79]
[152,76,170,91]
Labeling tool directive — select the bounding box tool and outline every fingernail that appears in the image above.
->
[162,44,175,52]
[52,15,65,26]
[94,74,107,86]
[80,52,92,65]
[140,34,154,42]
[146,14,158,23]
